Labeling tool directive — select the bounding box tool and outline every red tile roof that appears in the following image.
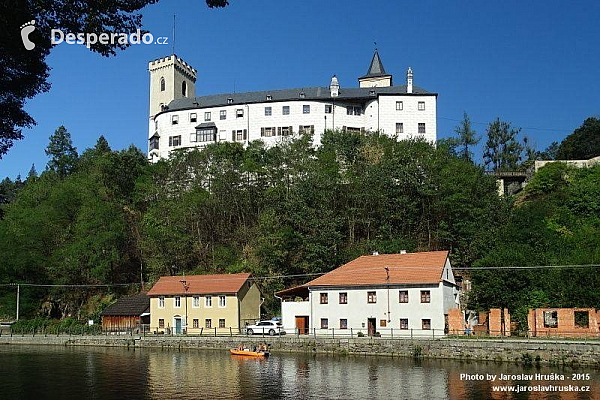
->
[147,273,251,296]
[305,251,449,287]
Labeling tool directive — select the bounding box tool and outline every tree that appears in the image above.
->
[0,0,230,158]
[452,112,479,162]
[27,164,37,180]
[45,126,78,178]
[556,117,600,160]
[539,141,559,160]
[483,118,524,171]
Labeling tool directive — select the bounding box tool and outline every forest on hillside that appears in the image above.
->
[1,118,599,326]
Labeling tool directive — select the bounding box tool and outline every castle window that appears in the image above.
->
[168,135,181,147]
[347,106,362,115]
[150,136,159,150]
[265,107,272,116]
[160,77,165,92]
[171,115,179,125]
[282,106,290,115]
[396,123,404,134]
[303,105,310,114]
[236,109,244,118]
[205,112,211,121]
[418,123,426,134]
[189,113,197,123]
[396,101,403,111]
[325,104,332,114]
[220,110,227,120]
[418,101,425,111]
[196,128,216,143]
[182,81,187,97]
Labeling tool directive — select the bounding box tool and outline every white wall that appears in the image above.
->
[280,301,310,333]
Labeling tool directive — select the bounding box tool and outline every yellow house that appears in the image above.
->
[147,273,261,334]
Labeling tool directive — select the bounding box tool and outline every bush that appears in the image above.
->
[9,317,101,335]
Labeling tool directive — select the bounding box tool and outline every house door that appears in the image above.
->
[174,317,182,334]
[295,316,309,335]
[367,318,376,336]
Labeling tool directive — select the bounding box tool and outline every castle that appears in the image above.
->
[147,51,437,161]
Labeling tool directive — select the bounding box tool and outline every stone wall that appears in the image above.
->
[2,334,600,367]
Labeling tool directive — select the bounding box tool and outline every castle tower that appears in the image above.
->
[148,54,197,117]
[358,49,393,88]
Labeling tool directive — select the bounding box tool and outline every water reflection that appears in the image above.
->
[0,346,598,399]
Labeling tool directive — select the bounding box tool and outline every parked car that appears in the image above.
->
[246,320,286,336]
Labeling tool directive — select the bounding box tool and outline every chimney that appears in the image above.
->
[406,67,413,94]
[400,250,407,254]
[372,251,379,256]
[329,75,339,97]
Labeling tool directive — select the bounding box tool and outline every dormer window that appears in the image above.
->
[369,89,376,96]
[227,98,233,104]
[266,94,272,101]
[299,91,305,98]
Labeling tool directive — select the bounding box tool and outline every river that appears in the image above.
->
[0,345,598,399]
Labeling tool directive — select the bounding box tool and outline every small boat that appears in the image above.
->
[230,348,270,357]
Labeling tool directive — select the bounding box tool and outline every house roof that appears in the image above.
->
[160,84,433,115]
[101,293,150,316]
[147,273,251,296]
[359,50,391,79]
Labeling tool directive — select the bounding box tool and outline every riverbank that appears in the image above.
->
[1,334,599,367]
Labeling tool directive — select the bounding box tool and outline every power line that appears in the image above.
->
[438,116,572,133]
[455,264,600,270]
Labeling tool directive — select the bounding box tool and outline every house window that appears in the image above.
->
[192,319,199,329]
[150,136,159,151]
[196,128,216,143]
[418,101,425,111]
[420,290,430,303]
[380,320,387,327]
[158,296,165,308]
[422,319,431,330]
[398,291,408,303]
[168,135,181,147]
[219,319,226,328]
[396,123,404,134]
[575,311,589,328]
[282,106,290,115]
[171,115,179,125]
[174,296,181,308]
[160,77,165,91]
[367,291,376,304]
[303,105,310,114]
[205,319,212,328]
[325,104,332,114]
[205,295,212,308]
[396,101,403,110]
[321,318,328,329]
[220,110,227,120]
[400,318,408,330]
[204,112,211,121]
[159,319,164,328]
[418,123,426,134]
[340,319,348,329]
[265,107,272,116]
[193,296,200,308]
[320,293,328,304]
[219,295,226,308]
[190,113,197,123]
[543,311,558,328]
[339,292,347,304]
[233,129,246,141]
[236,109,244,118]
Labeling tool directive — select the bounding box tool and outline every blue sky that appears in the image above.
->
[2,0,599,179]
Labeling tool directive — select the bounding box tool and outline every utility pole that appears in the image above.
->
[16,284,20,321]
[180,278,189,334]
[385,267,390,323]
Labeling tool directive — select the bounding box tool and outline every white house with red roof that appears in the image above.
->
[147,273,261,334]
[276,251,460,337]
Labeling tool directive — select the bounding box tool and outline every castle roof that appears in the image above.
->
[164,84,434,114]
[359,50,390,79]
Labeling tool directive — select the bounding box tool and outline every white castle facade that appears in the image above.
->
[148,51,437,161]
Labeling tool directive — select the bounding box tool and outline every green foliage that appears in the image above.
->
[10,317,101,335]
[45,126,78,178]
[451,112,480,163]
[556,117,600,160]
[483,118,524,171]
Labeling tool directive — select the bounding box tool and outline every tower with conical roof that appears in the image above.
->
[358,49,393,88]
